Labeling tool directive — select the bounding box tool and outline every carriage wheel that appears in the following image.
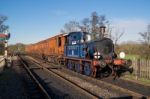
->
[75,62,80,73]
[84,62,92,76]
[67,60,74,70]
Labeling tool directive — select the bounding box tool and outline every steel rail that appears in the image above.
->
[19,56,51,99]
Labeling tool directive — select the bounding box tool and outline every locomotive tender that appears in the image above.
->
[26,31,133,79]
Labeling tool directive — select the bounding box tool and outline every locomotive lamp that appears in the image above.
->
[119,52,125,59]
[94,52,101,59]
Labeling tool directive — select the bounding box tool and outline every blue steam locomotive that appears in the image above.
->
[64,31,133,78]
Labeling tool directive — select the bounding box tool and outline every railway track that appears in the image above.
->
[28,55,150,99]
[60,60,150,99]
[20,56,100,99]
[24,55,150,99]
[19,56,51,99]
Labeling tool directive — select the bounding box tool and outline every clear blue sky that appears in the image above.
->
[1,0,150,44]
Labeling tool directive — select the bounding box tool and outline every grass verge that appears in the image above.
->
[124,74,150,86]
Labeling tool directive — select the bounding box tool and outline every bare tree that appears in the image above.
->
[0,15,8,33]
[79,18,90,32]
[139,24,150,59]
[112,30,124,46]
[60,12,109,39]
[91,12,99,33]
[79,12,109,39]
[0,15,7,25]
[60,21,79,33]
[139,24,150,45]
[105,23,113,38]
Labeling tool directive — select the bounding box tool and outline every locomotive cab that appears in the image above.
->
[64,32,91,58]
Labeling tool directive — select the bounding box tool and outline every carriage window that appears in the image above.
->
[57,37,61,47]
[58,37,61,47]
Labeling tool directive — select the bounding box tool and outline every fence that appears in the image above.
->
[131,59,150,80]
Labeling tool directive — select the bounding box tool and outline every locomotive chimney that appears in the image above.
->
[100,25,106,39]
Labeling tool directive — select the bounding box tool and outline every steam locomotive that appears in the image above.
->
[26,28,133,79]
[64,31,133,79]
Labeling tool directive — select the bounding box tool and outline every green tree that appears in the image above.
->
[8,43,25,55]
